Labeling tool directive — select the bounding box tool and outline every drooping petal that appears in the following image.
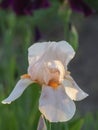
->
[63,76,88,101]
[39,85,76,122]
[28,41,75,67]
[37,115,47,130]
[2,78,32,104]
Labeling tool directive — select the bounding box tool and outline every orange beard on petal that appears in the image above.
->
[20,74,60,89]
[48,80,59,89]
[20,74,31,79]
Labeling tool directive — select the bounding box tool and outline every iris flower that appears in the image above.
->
[2,41,88,122]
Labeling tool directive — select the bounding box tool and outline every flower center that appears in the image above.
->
[20,74,31,79]
[20,74,60,89]
[48,80,59,89]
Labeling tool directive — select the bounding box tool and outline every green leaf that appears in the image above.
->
[59,4,72,41]
[83,113,97,130]
[69,118,84,130]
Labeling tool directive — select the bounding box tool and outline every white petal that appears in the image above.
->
[39,85,76,122]
[55,41,75,66]
[47,60,65,83]
[28,41,75,66]
[37,115,47,130]
[28,42,50,65]
[2,79,32,104]
[63,76,88,101]
[42,41,75,67]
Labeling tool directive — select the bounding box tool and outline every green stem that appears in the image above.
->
[49,122,51,130]
[59,3,72,41]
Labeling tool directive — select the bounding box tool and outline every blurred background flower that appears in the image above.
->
[60,0,95,16]
[0,0,50,15]
[68,0,95,16]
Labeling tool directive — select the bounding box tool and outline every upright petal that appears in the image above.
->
[37,41,75,68]
[39,85,76,122]
[54,41,75,66]
[2,78,32,104]
[28,42,50,65]
[28,41,75,67]
[63,76,88,101]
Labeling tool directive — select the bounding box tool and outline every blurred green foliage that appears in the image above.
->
[0,1,97,130]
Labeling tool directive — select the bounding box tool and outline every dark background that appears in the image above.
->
[70,15,98,113]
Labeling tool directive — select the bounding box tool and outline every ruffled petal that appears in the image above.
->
[54,41,75,66]
[2,78,32,104]
[28,41,75,66]
[63,76,88,101]
[39,85,76,122]
[28,42,50,65]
